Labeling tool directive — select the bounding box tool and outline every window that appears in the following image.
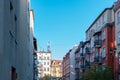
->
[91,54,94,62]
[39,56,42,60]
[44,57,46,60]
[102,15,105,24]
[102,47,106,58]
[11,67,17,80]
[96,50,99,57]
[47,57,49,60]
[39,61,41,64]
[14,15,17,21]
[118,53,120,64]
[117,11,120,24]
[44,62,46,65]
[102,29,105,40]
[44,68,46,71]
[10,2,13,11]
[117,32,120,45]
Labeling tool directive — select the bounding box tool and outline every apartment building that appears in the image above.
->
[37,48,52,79]
[75,43,81,80]
[33,37,39,80]
[85,7,116,79]
[0,0,34,80]
[30,9,35,80]
[75,41,91,80]
[114,0,120,79]
[62,45,78,80]
[62,51,70,80]
[50,60,62,80]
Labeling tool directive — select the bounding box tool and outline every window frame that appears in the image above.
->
[102,29,106,41]
[117,11,120,24]
[118,32,120,45]
[102,47,106,58]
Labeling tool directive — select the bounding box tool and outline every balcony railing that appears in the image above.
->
[75,78,80,80]
[96,56,102,64]
[85,61,90,67]
[75,67,80,71]
[85,47,91,54]
[94,40,102,48]
[80,53,84,59]
[80,65,85,69]
[75,57,80,62]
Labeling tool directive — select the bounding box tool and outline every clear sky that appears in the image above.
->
[31,0,116,60]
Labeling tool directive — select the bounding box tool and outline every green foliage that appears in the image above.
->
[43,75,51,80]
[81,65,112,80]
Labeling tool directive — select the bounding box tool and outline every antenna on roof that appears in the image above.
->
[47,41,51,52]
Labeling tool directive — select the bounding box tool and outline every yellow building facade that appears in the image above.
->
[50,60,62,80]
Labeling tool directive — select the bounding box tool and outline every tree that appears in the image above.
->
[81,65,112,80]
[43,75,51,80]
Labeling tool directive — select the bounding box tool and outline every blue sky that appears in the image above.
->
[31,0,115,60]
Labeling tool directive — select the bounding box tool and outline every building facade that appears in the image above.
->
[62,51,70,80]
[85,7,116,79]
[62,45,78,80]
[37,49,52,79]
[33,37,39,80]
[114,0,120,79]
[74,7,117,80]
[50,60,62,80]
[0,0,34,80]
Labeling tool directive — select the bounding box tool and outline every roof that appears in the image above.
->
[86,7,112,33]
[51,60,62,66]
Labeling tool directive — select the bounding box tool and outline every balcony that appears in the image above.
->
[75,57,80,62]
[85,47,91,54]
[75,78,80,80]
[96,56,102,64]
[75,67,80,71]
[94,40,102,48]
[85,61,90,67]
[34,56,37,60]
[80,65,85,69]
[80,53,84,59]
